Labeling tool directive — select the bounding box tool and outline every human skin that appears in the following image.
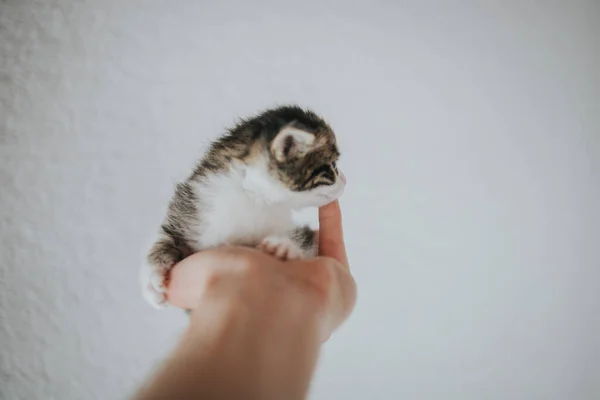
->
[133,201,356,400]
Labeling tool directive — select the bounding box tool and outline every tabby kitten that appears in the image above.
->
[141,105,345,308]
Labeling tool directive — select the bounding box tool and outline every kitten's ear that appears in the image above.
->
[270,127,315,162]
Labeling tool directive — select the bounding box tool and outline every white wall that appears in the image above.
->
[1,1,599,399]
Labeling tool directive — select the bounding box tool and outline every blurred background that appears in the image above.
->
[1,1,599,399]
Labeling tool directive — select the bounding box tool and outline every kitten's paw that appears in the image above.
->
[258,235,304,260]
[139,262,171,309]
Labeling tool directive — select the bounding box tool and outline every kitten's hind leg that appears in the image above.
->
[258,226,316,261]
[140,232,191,309]
[291,226,317,258]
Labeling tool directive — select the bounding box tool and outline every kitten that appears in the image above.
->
[140,105,346,308]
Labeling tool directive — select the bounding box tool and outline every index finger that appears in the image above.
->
[318,200,348,266]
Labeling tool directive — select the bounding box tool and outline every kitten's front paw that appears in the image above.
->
[139,262,171,309]
[259,235,304,260]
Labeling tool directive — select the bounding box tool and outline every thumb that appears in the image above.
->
[318,200,348,267]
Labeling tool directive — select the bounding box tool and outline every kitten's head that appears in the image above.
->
[245,106,345,208]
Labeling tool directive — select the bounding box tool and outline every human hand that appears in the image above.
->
[166,200,356,340]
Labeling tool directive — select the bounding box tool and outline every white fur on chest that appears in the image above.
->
[190,162,296,249]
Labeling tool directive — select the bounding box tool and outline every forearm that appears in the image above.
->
[134,282,323,400]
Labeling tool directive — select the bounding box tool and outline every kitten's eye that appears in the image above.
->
[331,161,337,171]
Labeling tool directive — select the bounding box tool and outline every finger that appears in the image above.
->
[166,251,221,309]
[318,200,348,267]
[318,257,356,338]
[166,247,262,309]
[290,257,357,341]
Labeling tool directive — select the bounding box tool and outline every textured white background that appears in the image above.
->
[1,1,599,399]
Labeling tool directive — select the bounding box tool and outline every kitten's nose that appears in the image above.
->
[339,171,347,184]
